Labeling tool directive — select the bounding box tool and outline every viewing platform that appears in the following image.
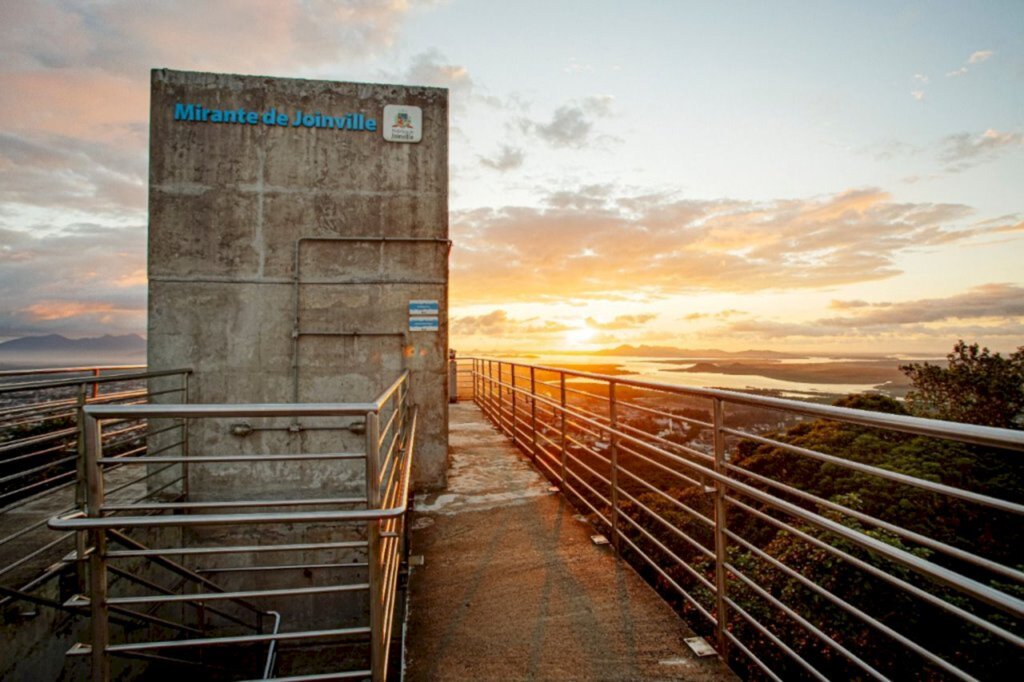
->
[405,403,735,680]
[1,360,1022,680]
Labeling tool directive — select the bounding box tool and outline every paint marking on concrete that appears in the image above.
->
[685,636,718,657]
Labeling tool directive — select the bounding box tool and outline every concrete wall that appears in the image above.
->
[148,69,449,489]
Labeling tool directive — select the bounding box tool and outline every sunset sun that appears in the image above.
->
[563,325,596,349]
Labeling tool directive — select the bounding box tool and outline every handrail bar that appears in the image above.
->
[469,355,1024,680]
[0,368,191,395]
[50,505,411,530]
[463,357,1024,452]
[49,405,418,535]
[0,365,146,378]
[43,375,416,681]
[82,403,378,419]
[263,610,282,679]
[373,370,411,411]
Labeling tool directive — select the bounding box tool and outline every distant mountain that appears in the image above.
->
[0,334,146,367]
[0,334,146,354]
[592,344,804,359]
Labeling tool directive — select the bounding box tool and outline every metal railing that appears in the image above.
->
[49,371,417,681]
[0,366,190,613]
[465,357,1024,681]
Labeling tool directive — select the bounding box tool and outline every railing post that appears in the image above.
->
[529,366,537,463]
[84,412,109,682]
[91,367,100,400]
[609,380,620,554]
[448,350,458,404]
[712,397,729,658]
[497,361,505,435]
[75,384,88,594]
[510,365,517,448]
[181,372,191,500]
[365,411,384,682]
[559,372,567,487]
[487,360,494,419]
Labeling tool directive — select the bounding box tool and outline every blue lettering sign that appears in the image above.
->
[173,103,378,133]
[174,103,196,121]
[409,317,439,332]
[408,300,440,315]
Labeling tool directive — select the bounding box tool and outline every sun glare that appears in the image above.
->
[563,325,596,348]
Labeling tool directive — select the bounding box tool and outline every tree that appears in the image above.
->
[900,340,1024,429]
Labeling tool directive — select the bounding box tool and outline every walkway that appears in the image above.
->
[403,403,737,681]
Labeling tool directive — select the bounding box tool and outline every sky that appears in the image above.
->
[1,0,1022,355]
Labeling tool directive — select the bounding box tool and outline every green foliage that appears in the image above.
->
[542,342,1023,679]
[901,340,1024,429]
[721,353,1024,679]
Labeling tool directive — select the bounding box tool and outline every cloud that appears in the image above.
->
[0,1,438,214]
[451,310,571,338]
[911,90,925,101]
[0,1,425,78]
[945,49,994,78]
[402,48,474,98]
[684,309,746,321]
[520,96,615,149]
[585,314,657,330]
[544,184,614,210]
[451,186,1012,305]
[0,223,147,337]
[829,299,870,310]
[939,129,1024,172]
[862,139,921,162]
[533,107,592,148]
[564,58,593,75]
[718,284,1024,342]
[479,146,525,172]
[0,0,431,137]
[913,74,930,84]
[0,132,146,214]
[819,283,1024,327]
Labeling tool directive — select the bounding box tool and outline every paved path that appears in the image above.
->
[403,403,736,681]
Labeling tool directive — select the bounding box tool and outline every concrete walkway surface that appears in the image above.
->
[403,403,737,681]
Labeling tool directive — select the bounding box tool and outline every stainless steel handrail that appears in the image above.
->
[0,365,146,378]
[466,356,1024,681]
[479,360,1024,452]
[48,372,416,682]
[0,367,192,616]
[0,368,190,395]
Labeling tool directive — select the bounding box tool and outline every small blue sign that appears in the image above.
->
[408,300,439,315]
[409,317,439,332]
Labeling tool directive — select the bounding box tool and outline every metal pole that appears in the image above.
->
[365,411,384,682]
[75,384,88,595]
[529,366,537,463]
[712,397,729,657]
[510,364,517,448]
[181,372,191,500]
[609,381,620,554]
[559,372,567,488]
[497,361,505,435]
[487,360,494,420]
[85,413,109,681]
[448,350,458,404]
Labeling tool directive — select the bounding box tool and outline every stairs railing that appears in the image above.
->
[50,371,417,681]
